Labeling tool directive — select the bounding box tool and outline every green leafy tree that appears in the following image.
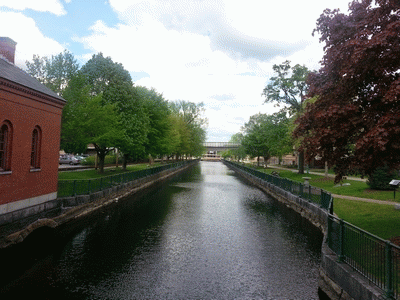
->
[79,52,132,95]
[80,53,149,168]
[26,50,79,95]
[263,111,293,163]
[137,86,172,159]
[169,101,207,159]
[262,61,310,173]
[61,75,127,173]
[229,133,246,161]
[241,113,271,166]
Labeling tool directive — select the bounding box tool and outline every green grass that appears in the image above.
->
[254,165,400,239]
[334,198,400,240]
[259,167,399,202]
[58,163,162,180]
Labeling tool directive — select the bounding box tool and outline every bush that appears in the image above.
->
[367,166,398,190]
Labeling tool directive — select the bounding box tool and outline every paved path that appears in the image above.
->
[267,165,399,206]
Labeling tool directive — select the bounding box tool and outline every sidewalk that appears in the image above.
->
[267,164,398,206]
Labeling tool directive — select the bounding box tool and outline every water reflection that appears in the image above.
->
[0,162,323,299]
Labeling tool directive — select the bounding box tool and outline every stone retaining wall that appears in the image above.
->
[0,161,198,248]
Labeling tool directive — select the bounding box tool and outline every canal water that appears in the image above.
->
[0,162,323,299]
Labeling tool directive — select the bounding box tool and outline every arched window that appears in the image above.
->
[30,126,41,169]
[0,121,12,172]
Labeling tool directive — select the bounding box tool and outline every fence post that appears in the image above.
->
[327,215,332,247]
[88,179,91,195]
[385,241,394,299]
[300,183,304,198]
[338,219,345,262]
[73,180,77,196]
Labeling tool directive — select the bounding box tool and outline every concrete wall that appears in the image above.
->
[224,162,388,300]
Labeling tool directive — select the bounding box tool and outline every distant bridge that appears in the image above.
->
[202,142,240,161]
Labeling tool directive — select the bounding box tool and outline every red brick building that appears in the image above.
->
[0,37,66,226]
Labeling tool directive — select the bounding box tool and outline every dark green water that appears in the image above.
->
[0,162,323,299]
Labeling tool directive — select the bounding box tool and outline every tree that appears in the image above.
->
[294,0,400,182]
[137,86,172,159]
[263,111,293,163]
[262,61,310,173]
[79,52,132,95]
[26,50,79,95]
[61,75,127,173]
[229,133,246,161]
[169,101,207,159]
[80,53,149,168]
[241,113,271,166]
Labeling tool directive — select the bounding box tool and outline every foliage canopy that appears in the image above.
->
[294,0,400,182]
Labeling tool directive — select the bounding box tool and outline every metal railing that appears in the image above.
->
[224,159,400,298]
[223,160,333,210]
[58,160,197,198]
[328,215,400,298]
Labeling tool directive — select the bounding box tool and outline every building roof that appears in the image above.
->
[0,58,65,102]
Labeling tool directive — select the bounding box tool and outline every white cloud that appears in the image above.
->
[0,12,65,67]
[0,0,67,16]
[1,0,353,141]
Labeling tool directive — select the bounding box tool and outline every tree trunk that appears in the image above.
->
[298,150,304,174]
[97,151,106,173]
[325,160,329,177]
[122,154,128,171]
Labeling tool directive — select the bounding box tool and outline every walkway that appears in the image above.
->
[267,164,399,206]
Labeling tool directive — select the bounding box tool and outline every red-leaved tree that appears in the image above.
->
[294,0,400,182]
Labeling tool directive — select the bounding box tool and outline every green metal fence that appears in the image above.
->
[328,215,400,298]
[58,160,197,198]
[223,160,332,210]
[224,160,400,298]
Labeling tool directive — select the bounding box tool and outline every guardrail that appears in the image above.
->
[328,215,400,298]
[58,160,197,198]
[224,159,399,298]
[223,160,333,210]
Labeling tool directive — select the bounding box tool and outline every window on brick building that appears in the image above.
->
[0,121,12,172]
[30,126,41,169]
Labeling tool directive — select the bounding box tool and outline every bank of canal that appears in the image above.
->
[0,161,323,299]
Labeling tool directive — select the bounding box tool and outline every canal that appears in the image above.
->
[0,161,323,299]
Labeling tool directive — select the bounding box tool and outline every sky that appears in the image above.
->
[0,0,351,142]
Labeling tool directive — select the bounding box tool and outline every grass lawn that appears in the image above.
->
[334,198,400,240]
[58,163,162,180]
[260,167,399,202]
[255,165,400,239]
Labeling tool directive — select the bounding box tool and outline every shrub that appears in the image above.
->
[367,166,398,190]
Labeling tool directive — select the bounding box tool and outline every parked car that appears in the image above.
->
[59,155,80,165]
[74,155,85,163]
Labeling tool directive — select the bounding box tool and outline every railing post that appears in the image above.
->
[300,183,304,198]
[73,180,77,196]
[386,241,394,299]
[338,219,345,262]
[327,214,332,247]
[88,179,91,194]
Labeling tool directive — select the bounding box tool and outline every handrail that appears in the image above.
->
[223,160,333,210]
[58,160,198,198]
